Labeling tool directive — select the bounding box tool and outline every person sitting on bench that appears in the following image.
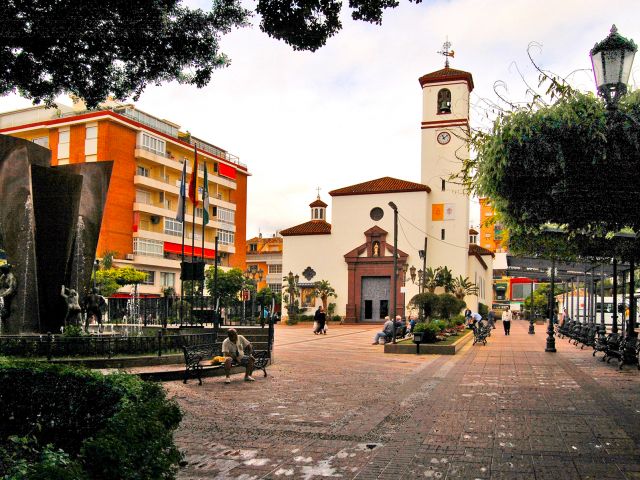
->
[222,328,255,384]
[372,316,394,345]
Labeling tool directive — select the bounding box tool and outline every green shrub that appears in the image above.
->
[0,436,87,480]
[478,302,489,318]
[286,316,299,325]
[451,314,466,326]
[413,322,440,343]
[409,292,439,319]
[436,294,466,319]
[431,320,447,331]
[62,325,84,338]
[0,360,183,480]
[332,315,341,322]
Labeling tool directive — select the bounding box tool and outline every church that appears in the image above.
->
[280,57,494,322]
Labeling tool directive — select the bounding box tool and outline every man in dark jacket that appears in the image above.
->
[314,306,327,334]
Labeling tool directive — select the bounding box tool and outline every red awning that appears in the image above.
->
[218,163,237,179]
[164,241,216,259]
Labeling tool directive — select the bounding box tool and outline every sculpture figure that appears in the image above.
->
[83,288,106,333]
[61,285,82,328]
[0,264,17,322]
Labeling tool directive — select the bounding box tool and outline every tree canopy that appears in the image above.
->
[2,0,423,107]
[473,88,640,236]
[205,267,245,307]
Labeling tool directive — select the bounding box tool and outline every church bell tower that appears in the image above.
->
[419,40,474,278]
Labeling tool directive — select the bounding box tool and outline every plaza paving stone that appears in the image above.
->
[163,321,640,479]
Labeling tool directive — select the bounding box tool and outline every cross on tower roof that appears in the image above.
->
[316,186,321,199]
[437,37,455,68]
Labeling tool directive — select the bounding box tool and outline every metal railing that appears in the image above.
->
[0,331,218,360]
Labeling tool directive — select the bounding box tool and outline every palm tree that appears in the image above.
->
[451,275,479,300]
[422,267,439,293]
[436,266,454,293]
[313,280,337,311]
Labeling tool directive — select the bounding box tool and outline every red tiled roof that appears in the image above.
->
[280,221,331,236]
[468,244,495,258]
[469,228,479,235]
[309,198,327,207]
[418,67,474,91]
[329,177,430,197]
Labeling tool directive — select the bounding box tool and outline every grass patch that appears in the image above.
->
[397,328,471,345]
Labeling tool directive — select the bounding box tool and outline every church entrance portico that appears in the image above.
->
[361,276,390,321]
[344,226,408,323]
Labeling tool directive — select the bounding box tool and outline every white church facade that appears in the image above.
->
[281,63,494,322]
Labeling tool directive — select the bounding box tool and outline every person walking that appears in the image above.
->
[314,305,327,334]
[487,309,496,329]
[502,306,512,335]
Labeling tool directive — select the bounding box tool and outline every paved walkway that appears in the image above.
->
[165,321,640,479]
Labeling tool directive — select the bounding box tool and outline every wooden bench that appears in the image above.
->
[182,343,271,385]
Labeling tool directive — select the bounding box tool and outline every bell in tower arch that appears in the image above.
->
[437,88,451,114]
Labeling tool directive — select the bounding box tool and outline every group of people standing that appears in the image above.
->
[464,306,512,335]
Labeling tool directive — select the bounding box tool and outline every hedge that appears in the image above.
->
[0,360,183,480]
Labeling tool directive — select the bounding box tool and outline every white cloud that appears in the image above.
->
[1,0,639,236]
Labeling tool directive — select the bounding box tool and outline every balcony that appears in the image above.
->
[135,148,237,191]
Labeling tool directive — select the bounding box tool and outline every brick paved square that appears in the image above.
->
[162,322,640,479]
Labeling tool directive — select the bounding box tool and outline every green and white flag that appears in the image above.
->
[202,162,209,225]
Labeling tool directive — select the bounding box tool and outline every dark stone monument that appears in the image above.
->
[0,134,113,334]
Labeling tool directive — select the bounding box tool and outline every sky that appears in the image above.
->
[2,0,640,237]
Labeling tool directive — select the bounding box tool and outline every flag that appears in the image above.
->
[202,162,210,225]
[188,145,199,207]
[176,161,187,222]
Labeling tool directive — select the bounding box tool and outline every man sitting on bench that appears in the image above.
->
[222,328,255,384]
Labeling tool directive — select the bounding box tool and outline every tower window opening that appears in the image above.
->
[441,179,446,191]
[441,229,446,240]
[437,89,451,114]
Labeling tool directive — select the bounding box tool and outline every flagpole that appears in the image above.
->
[201,162,207,326]
[179,162,186,327]
[190,147,197,325]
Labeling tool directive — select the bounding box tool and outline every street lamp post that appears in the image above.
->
[590,25,637,110]
[244,268,264,325]
[590,26,637,363]
[546,259,557,352]
[388,202,398,344]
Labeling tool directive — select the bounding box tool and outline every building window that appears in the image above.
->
[85,123,98,156]
[268,283,282,294]
[133,238,164,257]
[217,207,235,225]
[437,89,452,114]
[249,243,257,252]
[32,136,49,148]
[469,234,477,244]
[140,270,156,285]
[136,165,150,177]
[164,218,183,237]
[160,272,175,288]
[135,189,152,204]
[441,229,445,240]
[140,133,166,156]
[218,229,235,245]
[268,264,282,274]
[58,127,70,159]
